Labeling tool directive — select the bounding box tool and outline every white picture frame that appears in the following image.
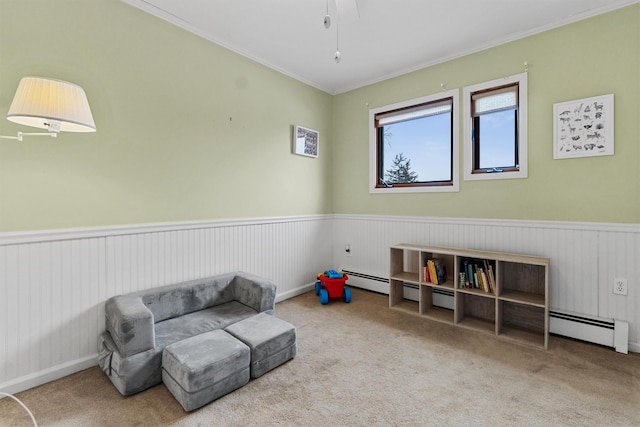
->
[553,94,614,159]
[293,125,319,158]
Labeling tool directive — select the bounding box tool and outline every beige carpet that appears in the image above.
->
[1,288,639,426]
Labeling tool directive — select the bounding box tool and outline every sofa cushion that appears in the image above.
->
[105,295,155,358]
[141,273,238,323]
[98,332,163,396]
[225,312,297,378]
[162,330,250,411]
[163,330,249,393]
[154,301,258,349]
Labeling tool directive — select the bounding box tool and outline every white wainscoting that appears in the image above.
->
[1,214,638,394]
[332,214,640,352]
[0,216,332,394]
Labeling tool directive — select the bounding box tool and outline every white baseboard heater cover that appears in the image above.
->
[550,311,629,354]
[342,270,629,353]
[341,270,390,295]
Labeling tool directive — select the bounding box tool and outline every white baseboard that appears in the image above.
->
[0,355,97,396]
[275,283,314,304]
[0,287,312,396]
[2,289,636,397]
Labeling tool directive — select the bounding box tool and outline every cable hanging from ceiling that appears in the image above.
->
[324,0,331,29]
[323,0,341,63]
[334,21,341,63]
[324,0,361,64]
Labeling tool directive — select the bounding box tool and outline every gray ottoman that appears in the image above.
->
[162,330,250,411]
[225,312,296,379]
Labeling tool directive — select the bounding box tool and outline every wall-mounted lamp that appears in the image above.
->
[1,77,96,141]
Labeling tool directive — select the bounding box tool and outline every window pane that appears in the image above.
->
[381,112,451,183]
[463,72,527,181]
[477,109,516,169]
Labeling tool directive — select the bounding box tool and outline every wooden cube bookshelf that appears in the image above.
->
[389,244,550,349]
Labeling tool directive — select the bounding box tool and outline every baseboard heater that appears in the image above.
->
[341,270,455,310]
[341,269,629,353]
[341,270,390,295]
[550,311,628,354]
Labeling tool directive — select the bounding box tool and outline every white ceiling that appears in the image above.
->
[124,0,637,95]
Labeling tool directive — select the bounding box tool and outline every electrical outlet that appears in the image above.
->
[613,277,628,296]
[345,243,352,257]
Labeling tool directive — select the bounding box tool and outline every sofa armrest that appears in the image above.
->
[105,295,155,358]
[233,272,277,314]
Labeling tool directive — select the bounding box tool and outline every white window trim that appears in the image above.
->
[463,72,528,181]
[369,89,459,193]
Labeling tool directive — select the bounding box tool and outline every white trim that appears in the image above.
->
[369,89,459,193]
[2,214,637,247]
[275,283,315,304]
[0,355,97,395]
[332,213,640,234]
[463,72,528,181]
[0,215,330,246]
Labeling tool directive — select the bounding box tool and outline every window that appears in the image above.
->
[463,73,527,181]
[369,89,459,193]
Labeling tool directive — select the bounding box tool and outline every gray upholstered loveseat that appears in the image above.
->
[97,272,277,396]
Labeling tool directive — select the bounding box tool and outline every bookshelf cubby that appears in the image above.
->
[389,244,550,349]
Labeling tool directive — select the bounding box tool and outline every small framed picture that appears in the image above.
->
[293,125,319,158]
[553,94,614,159]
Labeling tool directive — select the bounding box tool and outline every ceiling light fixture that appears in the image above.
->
[334,21,341,63]
[324,0,331,29]
[324,0,359,63]
[0,77,96,141]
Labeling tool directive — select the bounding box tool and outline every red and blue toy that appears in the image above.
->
[315,270,352,304]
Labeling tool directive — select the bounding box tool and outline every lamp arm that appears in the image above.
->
[0,132,57,142]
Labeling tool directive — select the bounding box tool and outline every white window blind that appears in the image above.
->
[472,85,518,116]
[376,99,452,127]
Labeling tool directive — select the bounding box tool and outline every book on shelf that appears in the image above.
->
[482,260,495,293]
[463,260,472,288]
[467,261,477,289]
[434,258,447,284]
[461,258,495,294]
[480,268,489,292]
[487,264,496,294]
[427,260,438,284]
[425,258,447,285]
[474,268,482,291]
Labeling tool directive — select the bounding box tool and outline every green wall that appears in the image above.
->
[0,0,333,232]
[332,5,640,223]
[1,2,638,232]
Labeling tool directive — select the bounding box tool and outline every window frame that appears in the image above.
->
[463,72,528,181]
[369,89,459,193]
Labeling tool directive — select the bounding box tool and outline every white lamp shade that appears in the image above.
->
[6,77,96,133]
